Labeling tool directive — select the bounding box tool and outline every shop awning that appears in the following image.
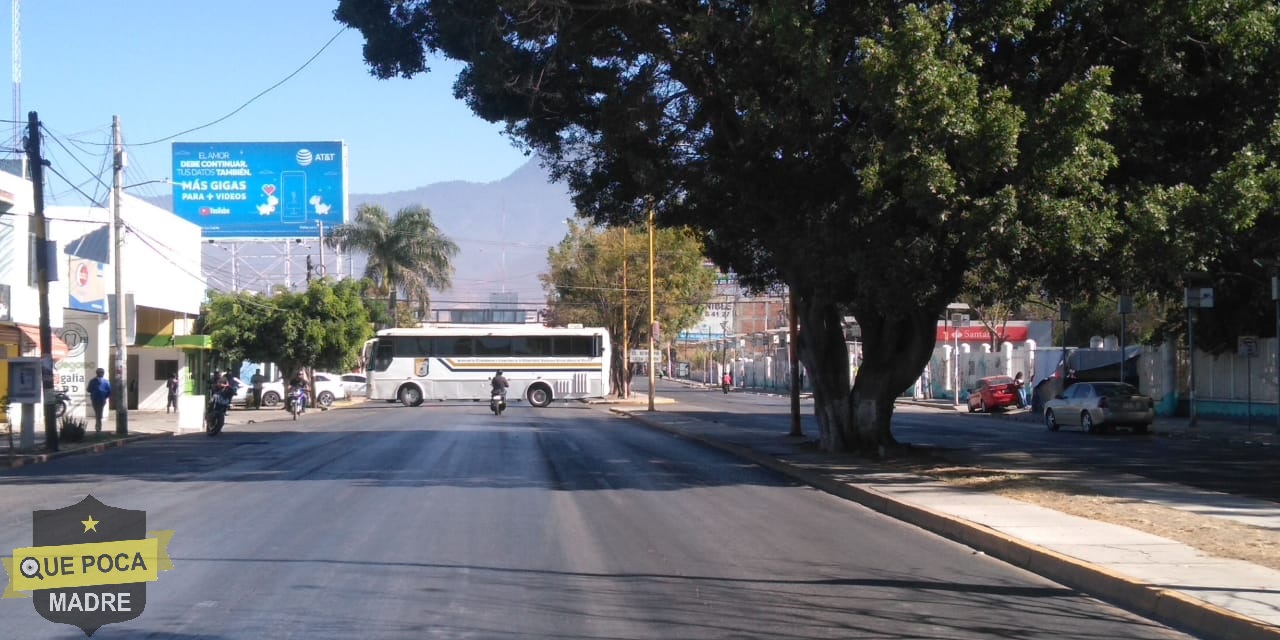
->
[14,324,70,361]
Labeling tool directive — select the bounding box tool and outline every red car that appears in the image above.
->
[967,375,1020,413]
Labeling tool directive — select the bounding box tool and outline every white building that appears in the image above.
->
[0,161,209,436]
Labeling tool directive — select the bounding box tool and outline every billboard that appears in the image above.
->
[67,257,107,313]
[172,141,348,239]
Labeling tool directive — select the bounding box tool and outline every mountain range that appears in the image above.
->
[165,158,577,309]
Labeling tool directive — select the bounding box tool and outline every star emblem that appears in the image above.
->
[82,515,99,533]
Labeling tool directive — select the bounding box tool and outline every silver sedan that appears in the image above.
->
[1043,382,1155,434]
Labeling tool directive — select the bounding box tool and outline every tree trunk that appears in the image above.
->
[611,345,631,398]
[848,308,939,455]
[794,292,851,451]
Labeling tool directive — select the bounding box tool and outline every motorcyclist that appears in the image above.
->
[491,370,509,397]
[490,370,509,412]
[289,370,310,414]
[206,372,239,434]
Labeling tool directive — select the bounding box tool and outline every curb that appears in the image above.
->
[611,407,1280,640]
[3,431,172,470]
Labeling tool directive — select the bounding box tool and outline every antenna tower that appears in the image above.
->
[10,0,19,155]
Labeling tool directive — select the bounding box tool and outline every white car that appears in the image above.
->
[239,372,349,408]
[339,373,367,397]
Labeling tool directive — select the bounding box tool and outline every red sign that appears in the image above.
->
[937,325,1030,343]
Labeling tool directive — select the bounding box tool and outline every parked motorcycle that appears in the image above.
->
[288,386,307,420]
[53,387,70,418]
[490,392,506,416]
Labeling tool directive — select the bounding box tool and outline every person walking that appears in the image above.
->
[166,373,180,414]
[87,368,111,433]
[250,368,264,409]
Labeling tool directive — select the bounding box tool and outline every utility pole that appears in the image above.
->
[621,226,628,399]
[230,242,239,290]
[27,111,57,451]
[1273,274,1279,434]
[111,115,128,435]
[647,201,656,412]
[318,221,325,278]
[788,290,801,437]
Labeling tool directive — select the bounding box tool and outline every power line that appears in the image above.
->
[130,27,348,147]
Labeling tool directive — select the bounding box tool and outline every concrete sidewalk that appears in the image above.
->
[0,399,361,467]
[607,401,1280,640]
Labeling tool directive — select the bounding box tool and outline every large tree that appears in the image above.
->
[542,219,716,396]
[202,279,375,391]
[326,203,459,325]
[336,1,1280,453]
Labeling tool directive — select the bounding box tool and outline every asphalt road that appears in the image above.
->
[0,399,1194,639]
[663,380,1280,502]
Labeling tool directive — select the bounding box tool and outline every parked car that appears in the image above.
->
[339,373,367,397]
[1043,381,1154,434]
[966,375,1020,413]
[238,372,348,408]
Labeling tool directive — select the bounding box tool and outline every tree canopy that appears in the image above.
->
[201,278,375,379]
[337,1,1280,453]
[326,203,459,325]
[542,219,716,396]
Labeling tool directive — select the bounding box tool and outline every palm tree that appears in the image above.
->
[326,204,459,324]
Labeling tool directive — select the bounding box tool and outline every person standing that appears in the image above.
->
[166,373,180,414]
[1013,371,1027,409]
[87,368,111,433]
[250,368,264,409]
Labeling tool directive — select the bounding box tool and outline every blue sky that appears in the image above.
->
[0,1,532,204]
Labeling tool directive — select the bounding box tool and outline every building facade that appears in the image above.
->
[0,161,215,437]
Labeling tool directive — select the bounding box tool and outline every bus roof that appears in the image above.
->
[376,325,609,338]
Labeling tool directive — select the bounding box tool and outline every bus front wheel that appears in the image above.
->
[526,384,553,408]
[398,385,423,407]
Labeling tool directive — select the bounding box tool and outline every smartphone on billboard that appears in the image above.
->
[280,171,308,223]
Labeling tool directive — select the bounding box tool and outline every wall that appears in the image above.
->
[47,193,204,316]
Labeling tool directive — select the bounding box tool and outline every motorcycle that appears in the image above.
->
[53,387,70,418]
[288,386,307,420]
[490,392,506,416]
[206,390,232,436]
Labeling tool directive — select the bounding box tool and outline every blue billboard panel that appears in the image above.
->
[172,141,348,239]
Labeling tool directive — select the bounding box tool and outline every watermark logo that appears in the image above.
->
[3,495,175,636]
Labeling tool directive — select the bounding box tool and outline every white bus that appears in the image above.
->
[361,325,612,407]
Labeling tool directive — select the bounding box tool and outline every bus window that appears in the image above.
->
[371,339,394,372]
[475,336,512,356]
[435,336,474,356]
[554,336,595,357]
[512,336,551,356]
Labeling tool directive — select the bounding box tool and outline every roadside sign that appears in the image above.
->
[629,349,665,364]
[1239,336,1260,358]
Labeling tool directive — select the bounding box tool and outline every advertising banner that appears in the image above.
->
[67,258,107,313]
[171,141,348,239]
